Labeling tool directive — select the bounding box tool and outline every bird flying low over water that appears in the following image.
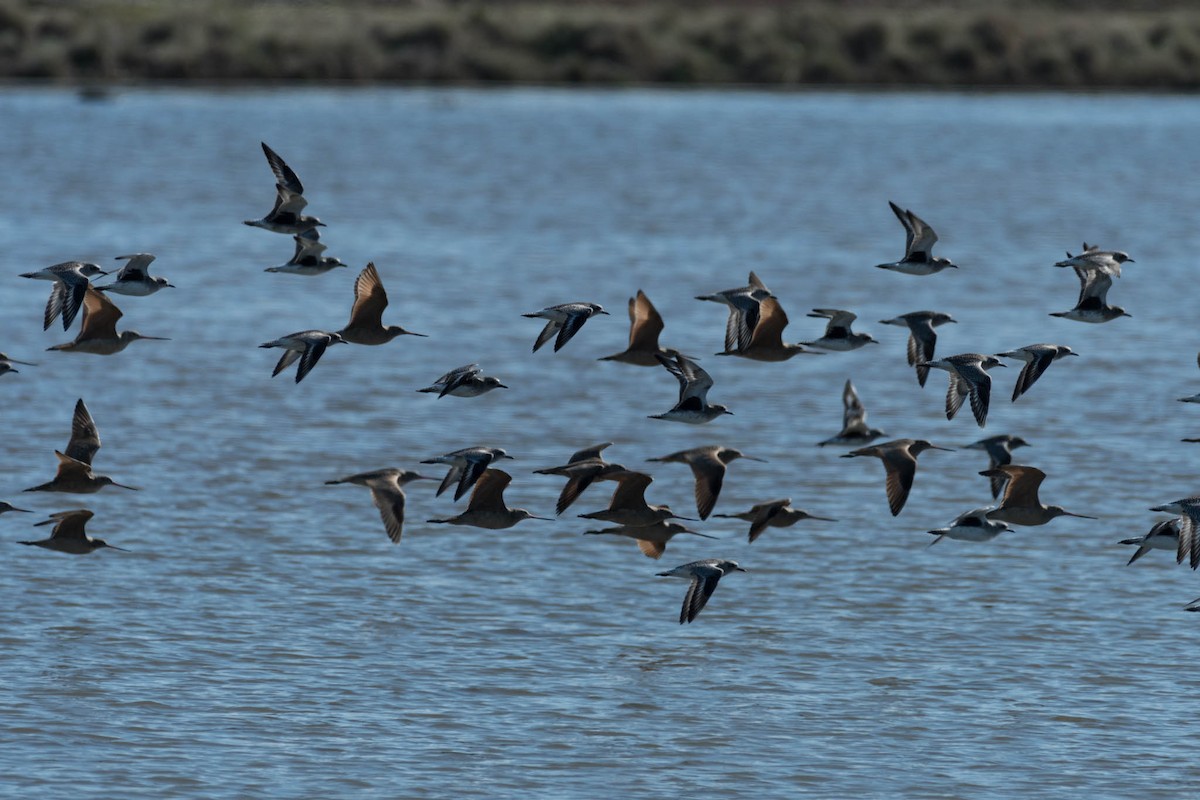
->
[1051,265,1130,323]
[878,310,956,387]
[875,201,958,275]
[718,297,822,361]
[802,309,878,352]
[20,509,127,554]
[534,443,626,516]
[1149,496,1200,570]
[1120,518,1179,566]
[418,363,506,398]
[585,520,714,560]
[244,141,324,235]
[21,261,108,331]
[920,353,1005,428]
[964,434,1031,499]
[258,330,344,383]
[265,230,346,276]
[695,271,773,354]
[714,498,836,543]
[337,262,426,345]
[96,253,173,295]
[599,290,675,366]
[47,288,169,356]
[927,507,1010,546]
[998,344,1078,402]
[1054,243,1133,277]
[983,464,1096,527]
[650,351,732,424]
[422,446,513,501]
[523,302,609,353]
[325,468,436,544]
[426,469,549,529]
[577,469,693,528]
[656,559,746,624]
[842,439,952,517]
[647,445,763,520]
[817,379,886,448]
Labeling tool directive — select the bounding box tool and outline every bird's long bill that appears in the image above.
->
[742,456,767,462]
[1064,511,1098,519]
[142,336,171,341]
[529,515,554,521]
[410,474,439,481]
[930,446,956,451]
[671,514,699,521]
[9,359,37,366]
[686,531,719,539]
[1150,504,1175,513]
[105,544,131,551]
[114,482,140,491]
[809,515,839,522]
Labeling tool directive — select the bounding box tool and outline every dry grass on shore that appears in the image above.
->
[1,1,1199,88]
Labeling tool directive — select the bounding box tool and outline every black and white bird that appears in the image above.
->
[421,446,514,501]
[817,379,887,447]
[875,201,958,275]
[20,261,108,331]
[649,352,732,424]
[695,271,773,354]
[417,364,507,398]
[803,309,878,352]
[656,558,746,624]
[523,302,609,353]
[244,141,324,235]
[878,310,957,387]
[998,344,1078,401]
[258,330,344,383]
[96,253,173,295]
[920,353,1006,428]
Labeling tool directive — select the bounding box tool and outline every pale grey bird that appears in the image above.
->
[1050,266,1130,323]
[417,364,506,398]
[649,351,733,424]
[998,344,1078,402]
[817,379,887,447]
[421,446,513,501]
[1120,518,1179,566]
[325,468,436,544]
[265,230,346,276]
[1149,496,1200,570]
[920,353,1006,428]
[1054,243,1133,277]
[96,253,174,295]
[964,434,1031,499]
[695,271,773,354]
[258,330,344,383]
[20,260,108,331]
[523,302,609,353]
[656,558,746,624]
[878,310,957,387]
[20,509,128,554]
[927,507,1011,546]
[875,201,958,275]
[802,309,878,352]
[243,141,324,234]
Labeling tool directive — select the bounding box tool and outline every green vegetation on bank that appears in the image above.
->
[2,0,1198,88]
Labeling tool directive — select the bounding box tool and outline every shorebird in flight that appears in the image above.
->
[417,363,506,398]
[599,290,675,366]
[921,353,1005,428]
[259,330,344,383]
[647,445,763,520]
[577,469,694,527]
[1051,265,1130,323]
[656,559,746,624]
[998,344,1078,401]
[927,507,1011,546]
[875,201,958,275]
[817,379,887,447]
[1149,496,1200,570]
[19,509,127,554]
[534,443,626,515]
[878,310,956,387]
[718,297,821,361]
[650,351,732,424]
[244,141,324,235]
[325,468,435,544]
[984,464,1096,527]
[336,262,426,345]
[803,309,878,352]
[265,231,346,276]
[422,446,513,501]
[96,253,173,295]
[964,434,1031,499]
[523,302,608,353]
[20,261,108,331]
[1120,519,1179,566]
[695,271,773,354]
[842,439,953,516]
[0,352,35,378]
[585,520,713,560]
[47,288,169,355]
[714,499,836,543]
[1054,243,1133,277]
[427,469,549,529]
[0,501,32,515]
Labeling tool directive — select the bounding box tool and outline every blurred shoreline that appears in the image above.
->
[3,0,1198,90]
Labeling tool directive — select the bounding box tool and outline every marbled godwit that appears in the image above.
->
[20,509,127,554]
[24,452,138,494]
[0,501,32,515]
[983,464,1095,526]
[577,470,693,527]
[656,559,746,624]
[599,290,674,366]
[714,499,836,543]
[717,297,821,361]
[325,468,436,544]
[584,520,714,560]
[647,446,763,520]
[47,288,169,355]
[875,201,958,275]
[842,439,953,516]
[426,469,549,529]
[336,262,426,345]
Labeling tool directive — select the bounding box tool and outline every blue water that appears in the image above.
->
[2,87,1199,798]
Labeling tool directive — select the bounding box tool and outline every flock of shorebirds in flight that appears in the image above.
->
[5,141,1196,624]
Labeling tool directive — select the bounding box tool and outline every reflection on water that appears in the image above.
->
[1,88,1199,798]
